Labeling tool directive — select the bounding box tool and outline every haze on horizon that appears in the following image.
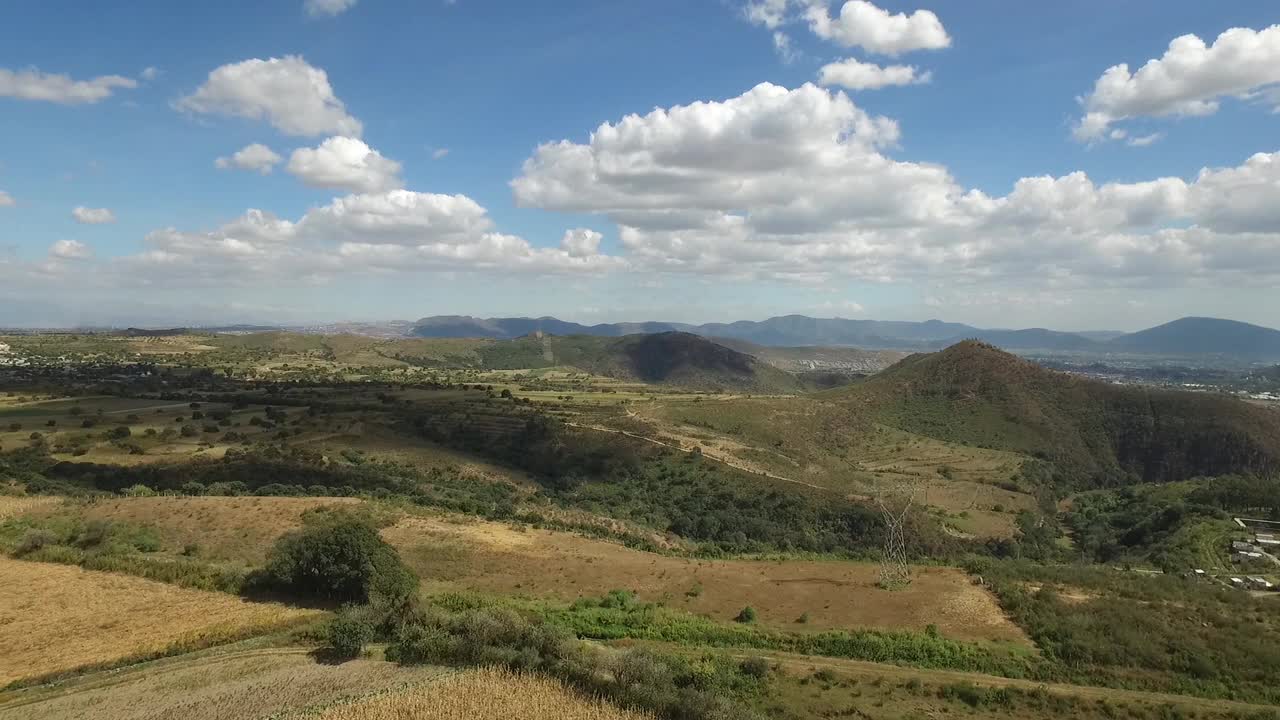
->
[2,1,1278,331]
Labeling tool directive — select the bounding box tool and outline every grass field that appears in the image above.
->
[384,515,1029,647]
[0,650,448,720]
[312,666,655,720]
[0,496,60,520]
[0,557,319,685]
[616,399,1033,538]
[67,496,362,565]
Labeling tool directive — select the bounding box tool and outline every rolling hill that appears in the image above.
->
[410,314,981,348]
[477,332,805,392]
[833,341,1280,487]
[1107,317,1280,358]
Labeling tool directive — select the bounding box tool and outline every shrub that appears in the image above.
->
[735,606,757,624]
[107,426,132,440]
[739,656,771,679]
[258,517,418,605]
[329,607,376,659]
[15,528,59,556]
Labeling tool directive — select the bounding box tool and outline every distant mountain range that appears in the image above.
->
[409,315,1280,359]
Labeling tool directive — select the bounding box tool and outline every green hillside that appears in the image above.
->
[833,341,1280,488]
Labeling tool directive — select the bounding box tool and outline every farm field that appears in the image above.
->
[0,557,318,685]
[311,666,655,720]
[384,514,1029,646]
[0,650,448,720]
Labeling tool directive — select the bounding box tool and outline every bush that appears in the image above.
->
[739,656,770,679]
[15,528,59,556]
[329,608,376,659]
[258,517,418,605]
[735,606,757,624]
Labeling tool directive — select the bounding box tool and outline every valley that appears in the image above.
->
[1,329,1278,719]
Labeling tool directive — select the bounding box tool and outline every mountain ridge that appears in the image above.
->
[410,314,1280,357]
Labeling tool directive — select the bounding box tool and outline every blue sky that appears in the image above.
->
[1,1,1278,329]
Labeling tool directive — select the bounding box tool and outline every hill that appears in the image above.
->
[411,314,980,348]
[478,332,804,392]
[935,329,1100,352]
[1108,317,1280,358]
[834,341,1280,488]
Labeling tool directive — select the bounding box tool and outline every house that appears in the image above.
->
[1233,541,1259,553]
[1246,577,1275,591]
[0,342,9,354]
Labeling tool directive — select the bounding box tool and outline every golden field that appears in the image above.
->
[311,666,654,720]
[0,557,318,685]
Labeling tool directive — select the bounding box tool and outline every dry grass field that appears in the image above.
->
[0,558,319,685]
[0,495,60,520]
[384,515,1029,646]
[0,650,448,720]
[311,666,654,720]
[69,496,362,565]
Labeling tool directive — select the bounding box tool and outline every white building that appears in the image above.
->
[0,342,10,354]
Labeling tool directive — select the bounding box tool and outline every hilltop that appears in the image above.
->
[835,341,1280,487]
[1107,317,1280,357]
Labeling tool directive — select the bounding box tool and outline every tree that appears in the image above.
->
[259,518,418,605]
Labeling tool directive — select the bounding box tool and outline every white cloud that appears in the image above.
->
[140,67,160,82]
[432,148,450,160]
[744,0,790,29]
[304,0,358,17]
[561,229,603,257]
[117,190,618,286]
[1075,25,1280,141]
[0,67,137,104]
[803,1,950,56]
[772,31,799,63]
[287,136,402,193]
[72,206,116,224]
[50,240,92,260]
[215,143,283,174]
[1127,133,1164,148]
[0,191,13,208]
[818,58,930,89]
[176,56,362,137]
[513,82,1280,286]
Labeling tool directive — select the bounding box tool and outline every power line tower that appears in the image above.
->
[876,483,917,590]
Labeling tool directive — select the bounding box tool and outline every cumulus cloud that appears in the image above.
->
[176,56,362,137]
[305,0,358,17]
[818,58,930,89]
[803,0,950,56]
[0,191,13,207]
[287,136,402,193]
[72,206,116,224]
[140,67,160,82]
[108,190,619,287]
[513,82,1280,286]
[0,67,137,104]
[561,229,603,257]
[1075,25,1280,141]
[215,143,282,174]
[50,240,92,260]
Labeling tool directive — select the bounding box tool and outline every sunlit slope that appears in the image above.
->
[835,341,1280,486]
